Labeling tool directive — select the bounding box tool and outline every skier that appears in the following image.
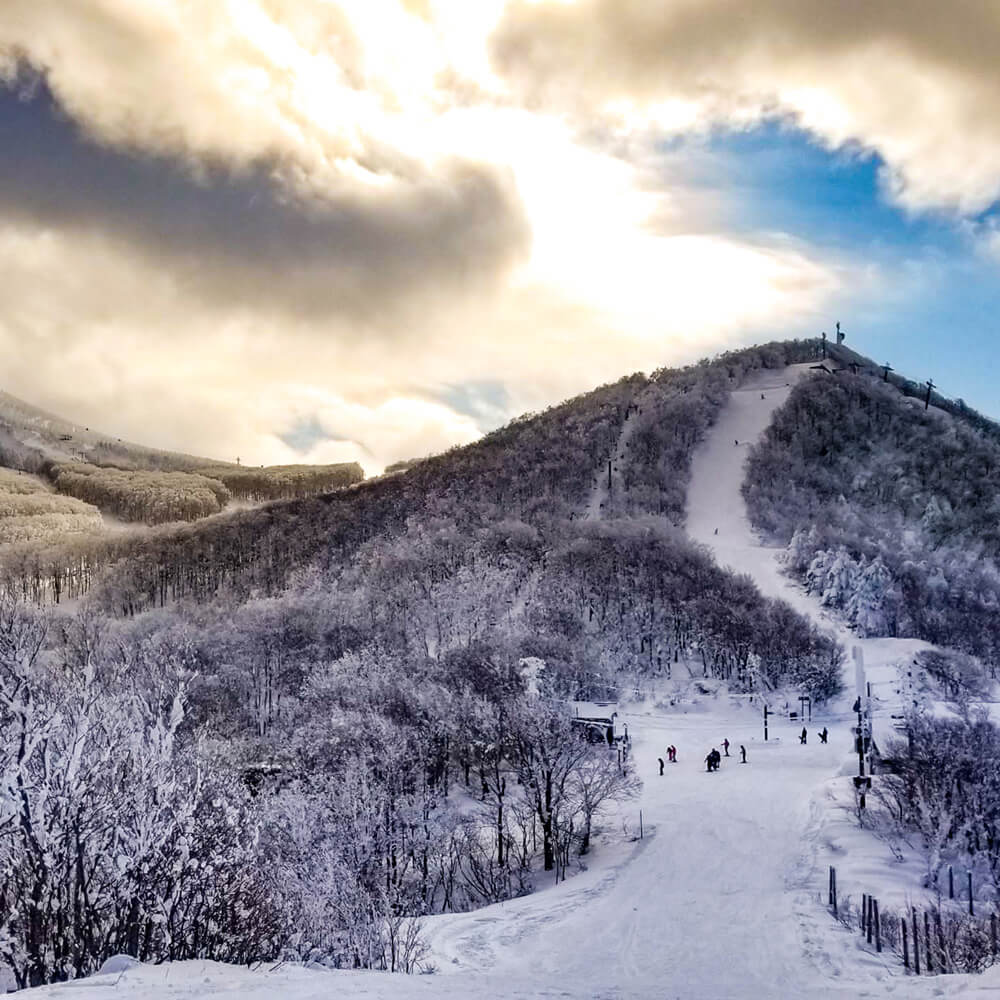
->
[705,751,714,773]
[818,727,828,744]
[670,745,677,763]
[658,757,665,776]
[722,738,730,757]
[740,745,747,763]
[800,727,808,745]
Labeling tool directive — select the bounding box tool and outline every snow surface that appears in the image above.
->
[18,365,1000,999]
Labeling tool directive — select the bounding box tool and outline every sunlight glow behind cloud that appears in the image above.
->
[1,1,992,469]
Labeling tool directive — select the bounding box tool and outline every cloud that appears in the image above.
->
[0,88,530,331]
[0,209,840,474]
[492,0,1000,214]
[0,1,852,472]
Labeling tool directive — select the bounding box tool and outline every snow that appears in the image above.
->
[16,364,1000,999]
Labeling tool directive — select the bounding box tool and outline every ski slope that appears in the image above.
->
[20,366,1000,1000]
[686,364,933,722]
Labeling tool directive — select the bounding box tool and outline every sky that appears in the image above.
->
[1,0,1000,473]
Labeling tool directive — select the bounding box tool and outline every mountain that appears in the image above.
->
[3,338,998,995]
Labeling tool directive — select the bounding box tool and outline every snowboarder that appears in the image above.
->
[658,757,664,776]
[740,745,747,763]
[722,738,730,757]
[705,752,714,773]
[800,727,808,745]
[818,727,828,744]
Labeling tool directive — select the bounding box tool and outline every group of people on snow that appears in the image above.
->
[658,744,679,774]
[705,738,748,770]
[799,726,829,745]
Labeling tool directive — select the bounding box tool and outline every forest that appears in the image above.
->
[744,371,1000,671]
[0,468,102,544]
[0,395,363,528]
[192,462,363,502]
[0,340,847,987]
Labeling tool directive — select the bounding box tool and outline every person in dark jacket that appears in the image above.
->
[658,757,664,776]
[740,745,747,763]
[722,739,730,757]
[818,727,829,744]
[800,727,808,744]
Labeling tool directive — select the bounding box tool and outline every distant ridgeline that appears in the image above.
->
[745,344,1000,671]
[0,389,363,527]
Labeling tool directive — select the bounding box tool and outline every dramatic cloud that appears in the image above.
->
[493,0,1000,214]
[4,1,926,470]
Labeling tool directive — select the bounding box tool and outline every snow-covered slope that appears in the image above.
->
[686,364,933,721]
[19,364,998,1000]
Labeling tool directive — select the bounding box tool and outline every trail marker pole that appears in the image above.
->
[949,865,954,899]
[639,810,643,840]
[968,871,974,916]
[873,898,882,953]
[924,911,932,973]
[912,908,920,975]
[902,916,909,971]
[763,704,769,742]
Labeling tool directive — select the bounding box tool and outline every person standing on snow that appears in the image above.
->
[740,745,747,763]
[722,739,730,757]
[800,727,808,745]
[818,727,828,744]
[658,757,664,776]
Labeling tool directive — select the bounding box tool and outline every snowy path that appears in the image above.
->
[26,366,999,1000]
[685,364,932,718]
[421,709,862,999]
